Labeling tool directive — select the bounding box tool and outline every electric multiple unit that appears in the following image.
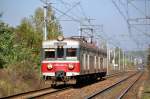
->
[41,36,107,86]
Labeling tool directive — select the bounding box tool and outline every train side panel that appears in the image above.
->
[79,46,107,76]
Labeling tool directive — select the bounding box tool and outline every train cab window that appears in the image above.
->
[45,49,55,59]
[66,48,76,57]
[57,47,64,58]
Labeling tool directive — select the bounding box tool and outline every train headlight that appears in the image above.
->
[68,64,74,70]
[47,64,53,70]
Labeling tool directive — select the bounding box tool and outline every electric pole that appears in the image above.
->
[119,48,121,71]
[107,43,109,75]
[41,0,50,41]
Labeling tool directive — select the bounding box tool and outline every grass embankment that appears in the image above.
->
[142,79,150,98]
[0,61,41,98]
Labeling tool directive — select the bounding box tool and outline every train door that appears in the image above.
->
[98,57,101,71]
[87,54,90,72]
[100,57,103,69]
[83,53,86,71]
[94,56,97,72]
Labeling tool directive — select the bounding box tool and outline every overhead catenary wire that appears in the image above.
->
[111,0,134,49]
[57,0,82,20]
[57,2,80,19]
[53,1,106,44]
[112,0,127,22]
[129,25,150,49]
[132,25,150,37]
[43,0,125,50]
[57,0,72,7]
[112,0,150,50]
[78,2,89,20]
[49,1,95,42]
[127,0,150,39]
[52,6,82,24]
[128,1,145,16]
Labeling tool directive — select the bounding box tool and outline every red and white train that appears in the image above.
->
[41,36,107,86]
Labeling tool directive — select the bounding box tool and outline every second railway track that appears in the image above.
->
[86,71,143,99]
[1,86,73,99]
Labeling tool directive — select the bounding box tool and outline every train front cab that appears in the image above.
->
[41,41,80,82]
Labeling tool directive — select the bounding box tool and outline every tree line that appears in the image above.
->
[0,7,62,69]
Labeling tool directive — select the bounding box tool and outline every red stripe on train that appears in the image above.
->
[41,62,80,73]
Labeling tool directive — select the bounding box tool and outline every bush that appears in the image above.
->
[0,61,41,98]
[7,61,40,82]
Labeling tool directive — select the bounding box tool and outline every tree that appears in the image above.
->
[31,7,62,40]
[15,17,42,49]
[0,21,15,68]
[16,7,62,47]
[14,6,62,67]
[0,6,62,68]
[0,6,63,96]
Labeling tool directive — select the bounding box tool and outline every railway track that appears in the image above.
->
[0,71,132,99]
[33,71,133,99]
[85,71,143,99]
[105,71,126,79]
[0,86,72,99]
[117,72,143,99]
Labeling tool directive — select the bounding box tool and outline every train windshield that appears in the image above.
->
[66,48,77,57]
[44,49,55,59]
[44,48,77,59]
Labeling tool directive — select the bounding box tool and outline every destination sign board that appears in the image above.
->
[54,42,67,46]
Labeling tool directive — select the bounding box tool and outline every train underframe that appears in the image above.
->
[43,71,106,87]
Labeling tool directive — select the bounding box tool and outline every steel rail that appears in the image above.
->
[117,72,143,99]
[85,72,139,99]
[0,86,72,99]
[28,86,72,98]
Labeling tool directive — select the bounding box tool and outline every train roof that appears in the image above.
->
[42,36,96,48]
[42,36,107,55]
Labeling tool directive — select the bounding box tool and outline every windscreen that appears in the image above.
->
[44,48,77,59]
[45,49,55,59]
[66,48,76,57]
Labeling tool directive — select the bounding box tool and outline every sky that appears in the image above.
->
[0,0,149,51]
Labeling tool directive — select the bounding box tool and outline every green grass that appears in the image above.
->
[142,94,150,99]
[142,78,150,99]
